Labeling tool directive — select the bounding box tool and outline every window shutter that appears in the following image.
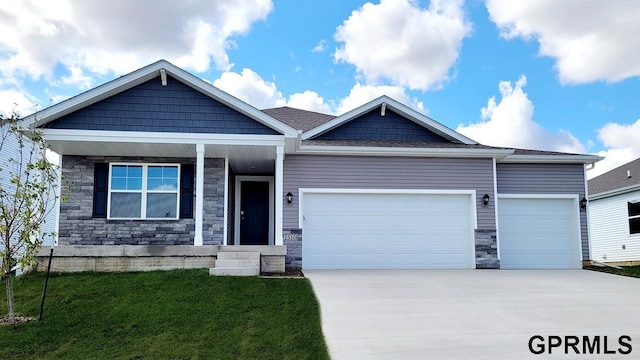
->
[180,164,194,219]
[92,163,108,218]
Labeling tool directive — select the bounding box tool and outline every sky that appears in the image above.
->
[1,0,640,179]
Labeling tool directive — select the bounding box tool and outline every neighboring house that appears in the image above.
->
[0,127,57,274]
[22,60,601,273]
[588,158,640,265]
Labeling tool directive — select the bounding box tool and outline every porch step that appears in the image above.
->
[215,259,260,268]
[217,251,261,261]
[209,267,260,276]
[209,251,261,277]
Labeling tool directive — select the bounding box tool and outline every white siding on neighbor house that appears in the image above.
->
[0,135,57,248]
[589,190,640,262]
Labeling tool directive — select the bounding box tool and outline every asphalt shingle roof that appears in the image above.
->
[588,157,640,196]
[262,107,335,132]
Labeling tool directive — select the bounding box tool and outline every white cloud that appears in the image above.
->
[213,68,285,110]
[336,83,426,115]
[312,39,327,53]
[457,75,585,153]
[0,0,273,84]
[0,89,39,117]
[212,68,425,116]
[588,119,640,178]
[334,0,471,90]
[287,91,333,114]
[486,0,640,84]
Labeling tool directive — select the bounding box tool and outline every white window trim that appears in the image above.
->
[628,200,640,235]
[107,162,181,220]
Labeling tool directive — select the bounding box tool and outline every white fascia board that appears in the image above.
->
[43,129,286,146]
[589,186,640,201]
[499,154,604,164]
[301,95,477,145]
[21,60,298,138]
[296,144,514,158]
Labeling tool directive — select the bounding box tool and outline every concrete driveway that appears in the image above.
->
[304,270,640,359]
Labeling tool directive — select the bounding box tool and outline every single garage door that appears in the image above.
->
[498,197,581,269]
[302,192,475,269]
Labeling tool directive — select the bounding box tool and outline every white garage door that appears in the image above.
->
[498,197,581,269]
[302,192,475,269]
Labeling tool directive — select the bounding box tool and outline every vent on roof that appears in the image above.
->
[628,170,632,179]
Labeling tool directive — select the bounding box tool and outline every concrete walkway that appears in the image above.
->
[304,269,640,359]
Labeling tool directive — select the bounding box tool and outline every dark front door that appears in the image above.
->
[240,181,269,245]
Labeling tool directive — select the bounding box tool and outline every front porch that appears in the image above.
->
[35,245,287,273]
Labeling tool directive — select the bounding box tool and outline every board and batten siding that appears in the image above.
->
[283,155,495,229]
[496,163,589,260]
[589,191,640,262]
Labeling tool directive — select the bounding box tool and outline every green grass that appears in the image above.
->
[0,270,329,360]
[586,265,640,278]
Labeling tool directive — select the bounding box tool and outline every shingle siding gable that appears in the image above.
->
[44,75,279,135]
[315,108,450,142]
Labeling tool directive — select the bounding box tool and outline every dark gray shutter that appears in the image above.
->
[180,164,194,219]
[92,163,108,218]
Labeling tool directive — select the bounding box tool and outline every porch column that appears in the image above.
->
[275,145,284,246]
[194,144,205,246]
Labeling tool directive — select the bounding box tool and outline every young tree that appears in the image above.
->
[0,111,58,324]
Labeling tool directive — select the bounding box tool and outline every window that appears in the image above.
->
[629,201,640,234]
[108,164,180,219]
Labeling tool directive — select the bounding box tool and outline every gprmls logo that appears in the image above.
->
[528,335,632,355]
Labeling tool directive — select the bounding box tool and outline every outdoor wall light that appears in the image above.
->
[580,197,587,210]
[482,193,490,206]
[286,191,293,204]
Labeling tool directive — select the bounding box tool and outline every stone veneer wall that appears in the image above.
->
[283,228,302,269]
[475,229,499,269]
[58,156,225,246]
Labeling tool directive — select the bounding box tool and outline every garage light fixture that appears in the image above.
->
[286,191,293,204]
[482,193,490,206]
[580,197,587,210]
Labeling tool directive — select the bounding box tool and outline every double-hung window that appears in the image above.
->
[108,164,180,219]
[629,201,640,235]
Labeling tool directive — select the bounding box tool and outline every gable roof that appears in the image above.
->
[21,60,298,137]
[301,96,477,145]
[588,157,640,197]
[262,107,335,132]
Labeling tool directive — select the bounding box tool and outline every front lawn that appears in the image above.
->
[0,270,329,359]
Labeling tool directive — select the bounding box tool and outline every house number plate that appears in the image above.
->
[283,233,299,241]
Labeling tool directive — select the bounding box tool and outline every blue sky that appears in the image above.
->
[1,0,639,178]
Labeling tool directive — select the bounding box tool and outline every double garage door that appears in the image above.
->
[302,192,476,269]
[301,191,581,269]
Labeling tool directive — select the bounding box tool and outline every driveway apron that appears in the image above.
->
[304,269,640,360]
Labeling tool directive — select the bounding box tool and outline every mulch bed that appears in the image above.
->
[0,315,33,326]
[261,269,304,278]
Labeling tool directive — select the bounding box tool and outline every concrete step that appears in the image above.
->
[217,251,260,261]
[209,267,260,276]
[215,259,260,268]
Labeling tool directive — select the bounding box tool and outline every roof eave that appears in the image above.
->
[295,144,514,158]
[589,184,640,200]
[499,154,604,164]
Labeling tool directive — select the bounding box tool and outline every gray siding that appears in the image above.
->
[315,108,449,142]
[45,75,279,135]
[283,155,495,229]
[58,156,225,246]
[496,163,589,259]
